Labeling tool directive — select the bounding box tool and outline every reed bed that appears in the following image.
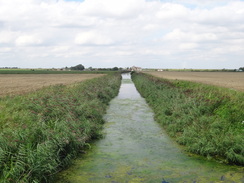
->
[0,73,121,182]
[132,72,244,165]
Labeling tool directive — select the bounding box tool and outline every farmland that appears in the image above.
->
[146,71,244,92]
[0,74,104,97]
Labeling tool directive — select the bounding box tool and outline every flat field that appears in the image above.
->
[146,71,244,92]
[0,74,104,97]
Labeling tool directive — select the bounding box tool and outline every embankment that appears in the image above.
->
[0,73,121,182]
[132,72,244,165]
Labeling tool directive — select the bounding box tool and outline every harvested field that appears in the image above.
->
[0,74,104,97]
[146,71,244,92]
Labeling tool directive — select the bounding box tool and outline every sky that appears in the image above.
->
[0,0,244,69]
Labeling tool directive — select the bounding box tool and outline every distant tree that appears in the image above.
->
[239,67,244,71]
[71,64,85,71]
[112,67,119,71]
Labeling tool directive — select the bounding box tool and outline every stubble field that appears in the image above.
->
[0,74,104,97]
[146,71,244,92]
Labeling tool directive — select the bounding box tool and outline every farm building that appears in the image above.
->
[130,66,142,71]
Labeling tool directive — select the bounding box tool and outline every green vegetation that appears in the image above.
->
[70,64,85,71]
[132,72,244,165]
[0,73,121,182]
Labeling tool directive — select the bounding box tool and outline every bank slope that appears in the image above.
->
[0,73,121,182]
[132,72,244,165]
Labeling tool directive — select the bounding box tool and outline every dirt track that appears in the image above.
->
[0,74,104,97]
[146,71,244,92]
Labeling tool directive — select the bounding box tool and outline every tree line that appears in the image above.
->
[69,64,124,71]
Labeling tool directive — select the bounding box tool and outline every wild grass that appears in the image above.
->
[0,73,121,182]
[132,72,244,165]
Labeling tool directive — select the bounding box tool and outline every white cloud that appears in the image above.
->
[164,29,218,42]
[15,35,43,46]
[156,3,189,20]
[179,43,198,50]
[0,0,243,68]
[80,0,145,17]
[0,31,15,44]
[75,31,113,45]
[0,47,12,53]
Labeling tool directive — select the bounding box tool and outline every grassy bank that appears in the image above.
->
[132,72,244,165]
[0,73,121,182]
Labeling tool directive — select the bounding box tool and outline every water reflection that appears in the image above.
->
[117,73,141,99]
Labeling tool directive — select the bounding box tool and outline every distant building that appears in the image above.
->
[130,66,142,71]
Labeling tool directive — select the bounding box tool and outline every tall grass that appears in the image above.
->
[0,73,121,182]
[132,72,244,165]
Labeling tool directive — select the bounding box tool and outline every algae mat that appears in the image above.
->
[56,73,243,183]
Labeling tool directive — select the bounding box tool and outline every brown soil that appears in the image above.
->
[0,74,104,97]
[146,71,244,92]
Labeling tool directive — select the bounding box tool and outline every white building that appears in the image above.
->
[130,66,142,71]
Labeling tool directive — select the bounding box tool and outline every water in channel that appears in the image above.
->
[56,73,243,183]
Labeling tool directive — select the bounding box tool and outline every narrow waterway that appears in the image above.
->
[56,73,243,183]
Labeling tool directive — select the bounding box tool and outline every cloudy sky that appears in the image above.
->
[0,0,244,69]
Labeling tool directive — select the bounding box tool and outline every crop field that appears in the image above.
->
[0,74,104,97]
[146,71,244,92]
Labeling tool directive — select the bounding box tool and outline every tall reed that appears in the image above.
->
[0,73,121,182]
[132,72,244,165]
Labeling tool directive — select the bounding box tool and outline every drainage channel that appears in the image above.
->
[56,73,243,183]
